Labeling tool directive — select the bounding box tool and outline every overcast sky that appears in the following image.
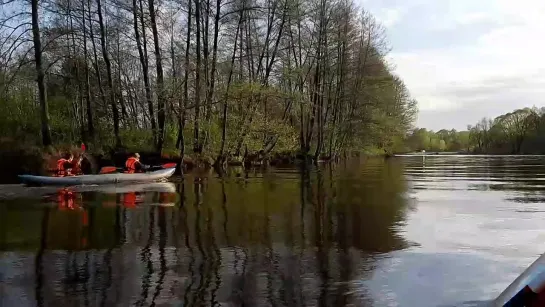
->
[361,0,545,131]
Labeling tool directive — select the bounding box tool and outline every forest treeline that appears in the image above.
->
[0,0,417,165]
[405,107,545,154]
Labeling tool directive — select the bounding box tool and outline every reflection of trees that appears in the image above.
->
[151,207,167,306]
[2,158,410,306]
[332,158,410,252]
[191,181,206,306]
[136,205,154,306]
[181,181,196,307]
[34,207,49,307]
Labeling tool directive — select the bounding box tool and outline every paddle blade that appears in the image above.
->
[162,163,177,169]
[99,166,118,174]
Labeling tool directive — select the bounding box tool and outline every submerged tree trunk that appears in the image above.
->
[31,0,52,146]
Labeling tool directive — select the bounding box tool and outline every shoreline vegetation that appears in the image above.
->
[404,107,545,155]
[3,0,541,183]
[0,0,418,182]
[0,137,383,184]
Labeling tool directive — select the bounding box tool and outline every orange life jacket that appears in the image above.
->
[56,158,70,177]
[71,156,83,175]
[125,157,139,173]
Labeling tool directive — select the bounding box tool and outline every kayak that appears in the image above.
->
[494,252,545,306]
[18,168,176,186]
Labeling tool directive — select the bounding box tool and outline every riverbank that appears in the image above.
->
[392,151,545,156]
[0,139,377,183]
[1,134,410,184]
[392,151,468,156]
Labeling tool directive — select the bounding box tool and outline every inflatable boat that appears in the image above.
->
[18,168,176,186]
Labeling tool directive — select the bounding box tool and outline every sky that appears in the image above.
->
[361,0,545,131]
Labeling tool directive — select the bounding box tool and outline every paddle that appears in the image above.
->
[99,162,177,174]
[148,162,177,171]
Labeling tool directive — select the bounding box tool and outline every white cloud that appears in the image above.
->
[364,0,545,130]
[373,7,405,28]
[454,12,491,26]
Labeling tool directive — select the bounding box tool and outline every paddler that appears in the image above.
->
[125,153,145,173]
[56,153,79,177]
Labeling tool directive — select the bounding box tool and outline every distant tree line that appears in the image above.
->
[405,128,470,152]
[0,0,417,164]
[466,107,545,154]
[405,107,545,154]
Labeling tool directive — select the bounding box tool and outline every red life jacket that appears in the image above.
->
[125,157,139,174]
[56,158,70,177]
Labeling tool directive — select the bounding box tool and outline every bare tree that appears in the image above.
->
[31,0,52,146]
[95,0,120,146]
[148,0,165,152]
[193,0,202,153]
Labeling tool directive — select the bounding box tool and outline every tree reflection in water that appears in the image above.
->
[0,157,411,306]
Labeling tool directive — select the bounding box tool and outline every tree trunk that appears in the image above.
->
[31,0,52,146]
[88,0,107,113]
[137,0,157,143]
[193,0,202,154]
[148,0,165,153]
[202,0,220,151]
[67,0,85,142]
[217,1,244,163]
[116,23,128,122]
[177,0,192,158]
[82,0,94,139]
[170,17,177,137]
[96,0,121,146]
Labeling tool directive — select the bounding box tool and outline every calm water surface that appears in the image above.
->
[2,156,545,307]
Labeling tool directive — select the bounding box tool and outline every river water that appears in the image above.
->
[1,156,545,307]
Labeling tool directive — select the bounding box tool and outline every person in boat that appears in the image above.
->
[56,153,82,177]
[125,153,148,173]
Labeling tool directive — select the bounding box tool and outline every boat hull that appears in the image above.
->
[18,168,176,186]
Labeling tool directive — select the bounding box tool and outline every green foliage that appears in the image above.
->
[407,107,545,154]
[0,0,418,160]
[405,128,470,153]
[0,138,46,183]
[467,107,545,154]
